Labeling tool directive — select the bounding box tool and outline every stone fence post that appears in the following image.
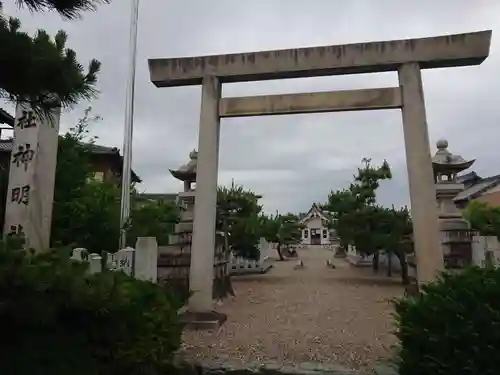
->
[135,237,158,283]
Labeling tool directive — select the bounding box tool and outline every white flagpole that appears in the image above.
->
[119,0,140,249]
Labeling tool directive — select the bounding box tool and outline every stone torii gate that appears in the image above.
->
[148,30,492,314]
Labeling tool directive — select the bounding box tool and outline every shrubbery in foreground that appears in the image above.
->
[0,237,184,375]
[394,266,500,375]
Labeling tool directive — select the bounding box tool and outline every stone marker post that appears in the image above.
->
[114,247,135,276]
[71,248,89,262]
[3,103,60,251]
[88,254,103,274]
[135,236,158,282]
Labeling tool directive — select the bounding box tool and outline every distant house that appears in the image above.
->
[299,203,335,246]
[0,138,141,184]
[454,172,500,208]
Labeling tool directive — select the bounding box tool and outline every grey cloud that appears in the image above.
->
[2,0,500,213]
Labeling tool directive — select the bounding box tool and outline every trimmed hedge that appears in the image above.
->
[0,236,184,375]
[394,267,500,375]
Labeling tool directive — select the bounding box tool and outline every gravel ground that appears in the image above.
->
[178,248,404,371]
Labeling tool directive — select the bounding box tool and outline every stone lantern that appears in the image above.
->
[432,139,475,268]
[157,150,230,329]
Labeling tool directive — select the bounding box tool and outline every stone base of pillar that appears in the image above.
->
[179,311,227,331]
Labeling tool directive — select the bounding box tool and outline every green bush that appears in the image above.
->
[394,267,500,375]
[0,237,184,375]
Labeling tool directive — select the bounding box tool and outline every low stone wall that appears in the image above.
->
[230,256,273,275]
[472,235,500,267]
[168,360,364,375]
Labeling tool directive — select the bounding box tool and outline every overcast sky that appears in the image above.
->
[2,0,499,213]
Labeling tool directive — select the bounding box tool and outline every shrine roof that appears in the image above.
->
[456,171,481,184]
[299,203,330,223]
[453,174,500,202]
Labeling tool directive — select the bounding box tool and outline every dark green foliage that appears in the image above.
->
[351,205,412,281]
[261,212,303,245]
[323,158,392,252]
[261,212,304,260]
[323,158,412,282]
[50,109,180,253]
[127,197,180,246]
[0,1,105,115]
[394,267,500,375]
[217,183,264,259]
[0,236,184,375]
[346,205,412,256]
[49,107,122,254]
[463,200,500,239]
[54,178,122,252]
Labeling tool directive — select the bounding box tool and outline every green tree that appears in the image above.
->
[369,205,413,283]
[322,188,359,255]
[49,107,122,254]
[217,182,263,259]
[463,200,500,268]
[0,0,110,114]
[323,158,392,266]
[463,200,500,238]
[261,212,303,260]
[127,197,180,246]
[323,158,413,284]
[54,179,122,253]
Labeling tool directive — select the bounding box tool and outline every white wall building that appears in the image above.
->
[299,203,334,246]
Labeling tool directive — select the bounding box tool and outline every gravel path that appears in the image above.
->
[178,248,404,371]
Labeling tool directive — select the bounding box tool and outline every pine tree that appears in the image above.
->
[0,1,111,114]
[324,158,413,284]
[3,1,110,19]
